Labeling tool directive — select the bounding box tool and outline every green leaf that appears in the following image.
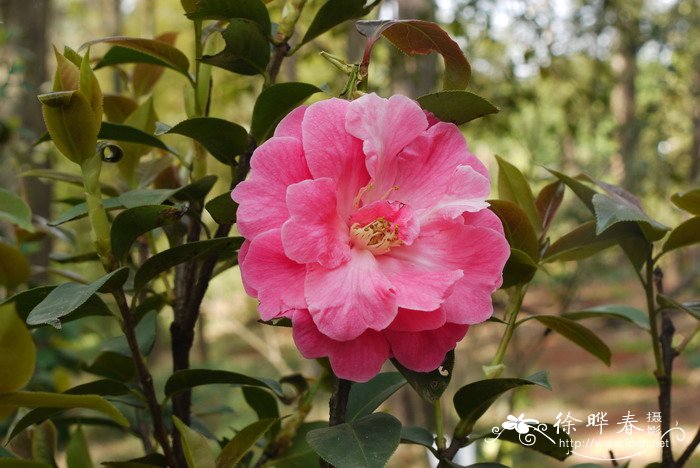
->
[496,156,540,235]
[671,189,700,215]
[535,181,565,232]
[453,371,551,436]
[102,311,157,357]
[543,221,642,263]
[31,420,57,466]
[173,416,217,468]
[471,422,571,461]
[356,20,471,90]
[66,427,93,468]
[216,418,278,467]
[201,19,269,76]
[158,117,249,164]
[391,351,453,402]
[306,413,402,468]
[524,316,611,365]
[26,268,128,327]
[8,380,130,441]
[100,121,173,154]
[205,193,237,225]
[103,94,138,123]
[265,421,326,468]
[656,294,700,320]
[564,305,650,331]
[346,372,406,422]
[50,197,123,226]
[416,91,498,126]
[22,169,120,197]
[183,0,271,34]
[242,387,280,436]
[0,391,128,427]
[87,36,191,79]
[0,188,33,232]
[4,286,112,327]
[132,32,179,98]
[546,168,597,212]
[592,193,668,240]
[84,352,136,382]
[250,82,322,142]
[134,237,243,291]
[661,216,700,255]
[165,369,284,399]
[0,242,30,290]
[300,0,368,46]
[0,462,51,468]
[400,426,435,450]
[111,205,186,261]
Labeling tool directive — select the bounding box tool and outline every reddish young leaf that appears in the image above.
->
[535,180,565,232]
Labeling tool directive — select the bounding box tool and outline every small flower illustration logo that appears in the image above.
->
[502,414,540,434]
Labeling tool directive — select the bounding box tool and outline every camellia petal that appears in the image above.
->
[292,309,389,382]
[305,248,398,341]
[273,105,307,140]
[384,323,469,372]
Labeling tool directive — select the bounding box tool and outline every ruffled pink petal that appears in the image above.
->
[292,309,390,382]
[376,254,462,311]
[237,239,257,297]
[346,94,428,191]
[273,105,307,139]
[349,200,420,246]
[281,177,351,269]
[424,110,441,127]
[418,164,490,222]
[232,137,311,239]
[302,98,369,218]
[305,248,398,341]
[390,122,489,219]
[462,208,505,235]
[241,229,307,320]
[385,323,469,372]
[388,307,447,332]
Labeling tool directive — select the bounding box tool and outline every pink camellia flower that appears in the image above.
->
[232,93,509,382]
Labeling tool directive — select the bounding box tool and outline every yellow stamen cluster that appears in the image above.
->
[350,217,402,254]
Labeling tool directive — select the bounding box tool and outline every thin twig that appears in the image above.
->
[677,426,700,466]
[113,288,177,468]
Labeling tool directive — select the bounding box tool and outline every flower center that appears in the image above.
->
[350,217,402,254]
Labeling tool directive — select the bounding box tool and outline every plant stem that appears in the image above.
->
[113,289,177,467]
[486,285,527,378]
[645,259,664,376]
[434,399,446,451]
[677,426,700,466]
[328,378,352,427]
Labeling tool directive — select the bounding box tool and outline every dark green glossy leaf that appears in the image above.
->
[417,91,498,126]
[242,387,280,437]
[496,156,540,234]
[201,19,269,76]
[524,316,611,365]
[346,372,406,421]
[301,0,367,46]
[563,305,650,331]
[4,286,112,328]
[183,0,271,34]
[488,200,539,261]
[306,413,402,468]
[543,221,642,263]
[205,193,237,225]
[356,20,471,90]
[99,121,173,154]
[400,426,434,450]
[165,369,284,398]
[0,391,128,427]
[173,416,217,468]
[592,193,668,240]
[216,418,278,467]
[535,181,565,232]
[471,422,571,461]
[158,117,248,164]
[102,452,167,467]
[661,216,700,255]
[134,237,243,291]
[250,82,322,142]
[84,352,136,382]
[391,351,453,402]
[0,188,33,232]
[102,311,157,357]
[50,252,100,264]
[26,268,129,327]
[546,168,597,212]
[671,189,700,215]
[453,371,550,436]
[50,197,123,226]
[87,36,191,78]
[111,205,186,260]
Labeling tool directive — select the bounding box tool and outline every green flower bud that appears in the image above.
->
[38,47,103,164]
